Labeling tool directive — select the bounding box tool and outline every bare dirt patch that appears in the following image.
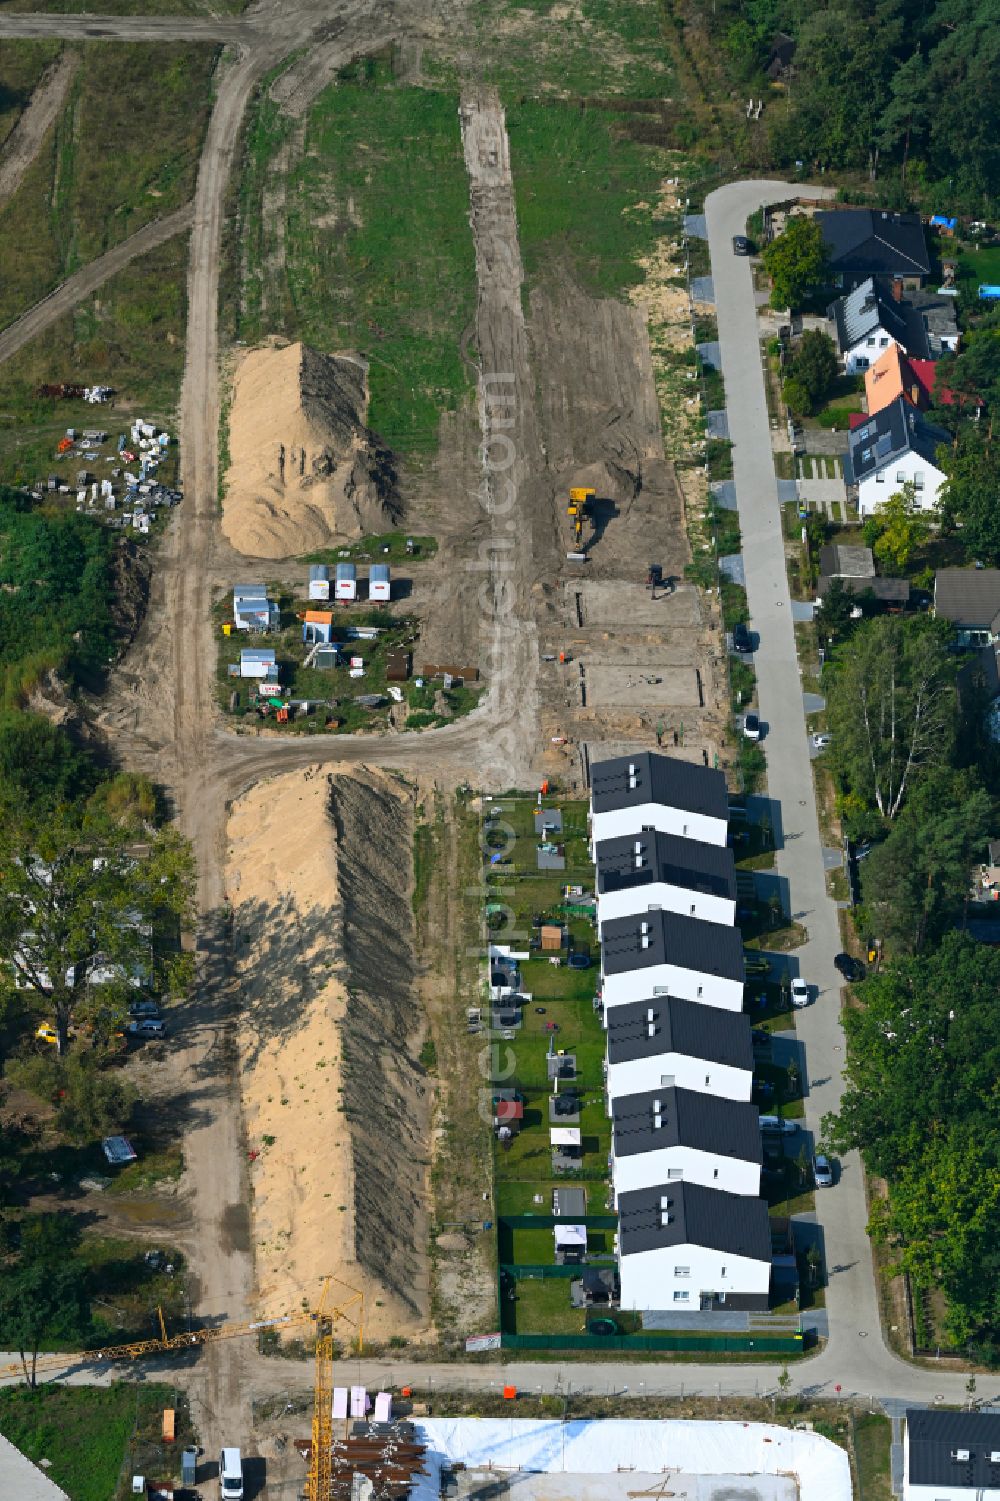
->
[221,339,400,559]
[226,764,429,1340]
[585,662,700,708]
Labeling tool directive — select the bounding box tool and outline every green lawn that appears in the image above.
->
[853,1413,892,1501]
[0,1381,196,1501]
[506,1275,589,1335]
[507,99,672,297]
[470,0,673,100]
[303,533,438,566]
[238,60,475,457]
[957,244,1000,297]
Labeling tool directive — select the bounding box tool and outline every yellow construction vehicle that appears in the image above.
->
[0,1276,363,1501]
[567,487,595,547]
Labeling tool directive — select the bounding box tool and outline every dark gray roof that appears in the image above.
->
[909,287,960,356]
[606,995,753,1070]
[816,209,930,280]
[600,909,745,982]
[906,1409,1000,1488]
[618,1180,771,1262]
[818,543,874,580]
[595,830,736,902]
[817,574,911,604]
[612,1085,762,1163]
[845,396,948,485]
[934,568,1000,628]
[828,277,929,358]
[590,752,729,822]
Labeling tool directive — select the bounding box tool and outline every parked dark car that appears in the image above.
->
[733,621,752,654]
[127,1018,167,1039]
[834,952,865,982]
[732,234,752,255]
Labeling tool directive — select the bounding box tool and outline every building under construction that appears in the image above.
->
[295,1420,427,1501]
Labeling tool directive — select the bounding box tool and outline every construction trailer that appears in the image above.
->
[335,562,358,602]
[233,583,278,632]
[369,562,391,602]
[239,648,278,682]
[309,564,331,601]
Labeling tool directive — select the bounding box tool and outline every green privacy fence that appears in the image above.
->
[500,1214,618,1230]
[501,1331,811,1353]
[502,1263,583,1280]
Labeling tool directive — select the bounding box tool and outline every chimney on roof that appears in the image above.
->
[892,277,904,302]
[911,383,920,405]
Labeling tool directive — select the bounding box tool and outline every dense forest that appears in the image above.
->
[685,0,1000,207]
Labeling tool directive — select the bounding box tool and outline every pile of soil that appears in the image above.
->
[226,765,428,1339]
[222,341,400,559]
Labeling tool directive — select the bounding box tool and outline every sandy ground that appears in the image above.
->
[222,340,399,558]
[226,765,427,1343]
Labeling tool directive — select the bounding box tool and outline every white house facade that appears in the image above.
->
[616,1181,772,1314]
[595,830,737,929]
[589,753,730,856]
[605,996,754,1110]
[610,1086,762,1204]
[600,911,745,1016]
[857,445,947,517]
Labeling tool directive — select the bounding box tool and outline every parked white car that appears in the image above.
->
[790,977,810,1008]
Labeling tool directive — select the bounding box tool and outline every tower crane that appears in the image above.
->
[0,1275,364,1501]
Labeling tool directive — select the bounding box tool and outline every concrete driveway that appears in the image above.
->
[703,181,922,1397]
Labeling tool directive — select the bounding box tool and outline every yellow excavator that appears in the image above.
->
[567,486,595,548]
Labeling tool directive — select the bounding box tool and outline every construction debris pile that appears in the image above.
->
[295,1419,427,1501]
[30,417,181,535]
[37,382,113,402]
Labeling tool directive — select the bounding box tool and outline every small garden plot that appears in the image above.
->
[303,531,438,566]
[216,592,483,733]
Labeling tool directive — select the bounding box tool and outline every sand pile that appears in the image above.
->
[226,765,428,1339]
[222,341,400,558]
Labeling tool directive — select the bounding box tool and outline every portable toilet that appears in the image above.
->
[335,562,357,602]
[309,564,330,601]
[369,563,391,602]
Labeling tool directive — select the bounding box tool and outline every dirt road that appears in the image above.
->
[0,203,194,362]
[0,50,75,210]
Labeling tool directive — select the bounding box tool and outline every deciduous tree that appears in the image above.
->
[762,215,828,311]
[826,617,956,819]
[862,481,931,570]
[0,808,195,1052]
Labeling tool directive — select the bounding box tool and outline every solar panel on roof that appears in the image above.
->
[876,434,892,456]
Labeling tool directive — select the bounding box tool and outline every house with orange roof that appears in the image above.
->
[865,345,980,420]
[302,609,334,645]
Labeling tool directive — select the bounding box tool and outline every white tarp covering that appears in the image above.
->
[553,1224,587,1249]
[412,1418,851,1501]
[550,1128,581,1147]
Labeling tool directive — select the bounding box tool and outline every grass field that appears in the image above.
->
[0,41,61,152]
[0,232,190,488]
[443,0,673,101]
[853,1412,892,1501]
[507,100,672,296]
[0,44,215,330]
[0,1382,196,1501]
[238,59,475,458]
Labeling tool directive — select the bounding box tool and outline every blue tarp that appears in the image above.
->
[930,214,957,230]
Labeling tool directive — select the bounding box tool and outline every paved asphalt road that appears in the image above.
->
[702,181,958,1404]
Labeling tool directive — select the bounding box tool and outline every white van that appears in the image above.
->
[219,1448,243,1500]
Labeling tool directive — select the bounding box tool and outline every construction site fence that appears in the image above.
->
[500,1331,810,1354]
[499,1215,618,1230]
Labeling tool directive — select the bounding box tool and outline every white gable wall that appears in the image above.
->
[590,803,728,857]
[597,881,735,928]
[612,1142,761,1200]
[843,326,899,374]
[606,1051,752,1108]
[858,449,947,517]
[618,1242,770,1313]
[602,961,743,1015]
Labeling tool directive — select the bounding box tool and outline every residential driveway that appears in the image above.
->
[704,182,925,1399]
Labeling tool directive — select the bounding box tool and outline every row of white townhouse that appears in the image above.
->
[588,753,773,1315]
